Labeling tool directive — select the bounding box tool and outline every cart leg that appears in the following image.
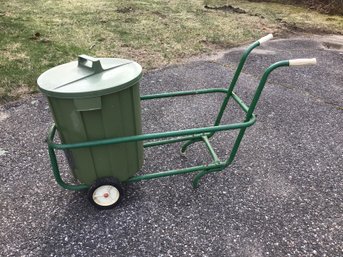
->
[180,133,211,155]
[192,168,223,188]
[48,144,89,191]
[192,170,209,188]
[180,139,199,155]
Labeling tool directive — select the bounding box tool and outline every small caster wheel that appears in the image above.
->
[88,177,123,209]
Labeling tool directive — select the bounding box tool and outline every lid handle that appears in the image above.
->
[78,55,104,73]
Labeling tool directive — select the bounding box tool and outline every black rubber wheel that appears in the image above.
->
[88,177,123,210]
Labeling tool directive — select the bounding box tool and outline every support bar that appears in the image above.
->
[126,162,225,183]
[48,115,256,150]
[231,92,250,113]
[141,88,228,100]
[48,145,89,191]
[143,134,203,148]
[202,135,220,163]
[245,60,290,120]
[192,167,224,188]
[212,40,260,128]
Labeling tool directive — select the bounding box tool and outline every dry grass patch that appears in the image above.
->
[0,0,342,103]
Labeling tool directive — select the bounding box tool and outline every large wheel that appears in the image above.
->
[88,177,123,209]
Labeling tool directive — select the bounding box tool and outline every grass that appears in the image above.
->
[207,0,343,33]
[0,0,342,103]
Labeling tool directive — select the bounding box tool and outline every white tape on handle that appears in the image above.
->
[289,58,317,66]
[258,34,273,44]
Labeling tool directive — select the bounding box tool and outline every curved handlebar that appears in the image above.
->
[289,58,317,66]
[258,34,273,44]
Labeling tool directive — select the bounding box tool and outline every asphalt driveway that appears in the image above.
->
[0,35,342,256]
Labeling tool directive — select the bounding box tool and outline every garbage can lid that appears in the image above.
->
[37,55,142,99]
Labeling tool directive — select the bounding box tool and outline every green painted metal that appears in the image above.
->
[141,88,228,100]
[48,115,255,150]
[48,140,89,191]
[192,167,224,188]
[180,41,260,153]
[45,39,262,190]
[213,41,260,127]
[180,137,203,154]
[244,60,289,121]
[201,136,220,163]
[223,60,290,167]
[143,134,204,148]
[47,106,255,190]
[231,92,249,113]
[188,61,292,186]
[126,163,225,183]
[188,61,291,186]
[45,36,303,192]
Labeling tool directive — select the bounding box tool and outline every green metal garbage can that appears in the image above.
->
[38,55,143,185]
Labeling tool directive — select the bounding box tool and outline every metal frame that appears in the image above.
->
[46,38,291,191]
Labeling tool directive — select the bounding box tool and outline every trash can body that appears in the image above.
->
[38,55,143,185]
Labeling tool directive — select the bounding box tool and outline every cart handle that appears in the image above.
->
[289,58,317,66]
[245,58,317,121]
[258,34,273,45]
[212,34,274,128]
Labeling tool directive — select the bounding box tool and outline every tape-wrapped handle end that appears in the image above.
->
[289,58,317,66]
[258,34,274,44]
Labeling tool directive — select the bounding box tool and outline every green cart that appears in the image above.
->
[44,34,316,209]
